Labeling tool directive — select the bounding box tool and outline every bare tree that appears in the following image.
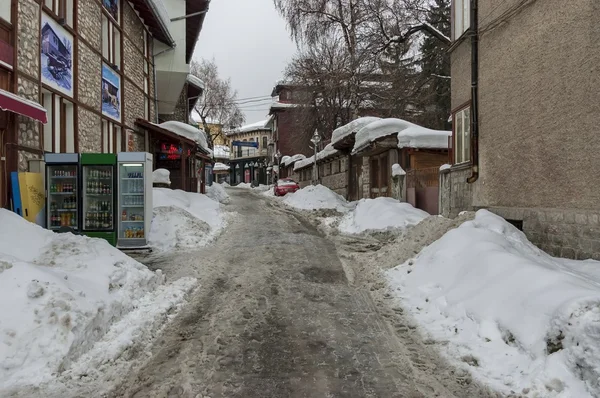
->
[190,59,245,147]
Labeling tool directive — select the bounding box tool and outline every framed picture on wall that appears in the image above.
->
[101,63,121,122]
[40,13,74,97]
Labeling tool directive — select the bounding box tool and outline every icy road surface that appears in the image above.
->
[112,190,499,397]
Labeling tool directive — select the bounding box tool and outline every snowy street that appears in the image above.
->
[106,189,495,397]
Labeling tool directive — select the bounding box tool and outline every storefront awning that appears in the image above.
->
[0,89,47,124]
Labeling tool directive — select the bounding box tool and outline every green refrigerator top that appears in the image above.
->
[80,153,116,165]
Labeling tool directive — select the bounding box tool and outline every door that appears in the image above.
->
[118,162,146,245]
[369,153,389,199]
[82,165,114,233]
[47,164,79,230]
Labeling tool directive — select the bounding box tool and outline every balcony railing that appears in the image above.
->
[230,148,268,159]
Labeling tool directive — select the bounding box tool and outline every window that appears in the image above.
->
[42,90,75,153]
[453,0,470,40]
[0,0,10,23]
[102,120,122,153]
[262,136,267,149]
[454,107,471,164]
[102,15,121,68]
[44,0,74,26]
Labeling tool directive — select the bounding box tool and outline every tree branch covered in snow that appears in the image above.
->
[191,59,245,148]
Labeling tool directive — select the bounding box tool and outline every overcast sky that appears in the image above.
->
[193,0,297,125]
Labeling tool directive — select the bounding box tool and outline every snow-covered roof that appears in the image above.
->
[213,162,230,171]
[392,163,406,177]
[280,155,291,165]
[293,155,315,171]
[331,117,381,145]
[316,143,339,162]
[283,154,306,167]
[158,121,211,154]
[397,126,451,150]
[227,116,273,135]
[186,74,205,90]
[352,118,451,154]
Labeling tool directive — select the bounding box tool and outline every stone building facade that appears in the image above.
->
[0,0,176,207]
[446,0,600,260]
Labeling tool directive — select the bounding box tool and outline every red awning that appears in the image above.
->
[0,89,47,124]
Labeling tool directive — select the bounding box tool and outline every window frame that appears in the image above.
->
[41,90,75,153]
[452,0,471,41]
[101,119,123,153]
[44,0,74,27]
[452,104,471,164]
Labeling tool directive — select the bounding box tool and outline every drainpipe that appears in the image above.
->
[467,0,479,183]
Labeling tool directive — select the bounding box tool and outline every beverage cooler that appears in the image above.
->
[44,153,80,231]
[116,152,153,249]
[80,153,117,245]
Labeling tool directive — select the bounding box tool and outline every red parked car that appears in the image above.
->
[274,178,300,196]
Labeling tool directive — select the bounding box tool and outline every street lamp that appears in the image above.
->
[310,129,321,185]
[275,150,281,181]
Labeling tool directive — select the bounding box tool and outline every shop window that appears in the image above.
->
[102,14,121,68]
[42,90,74,153]
[44,0,74,26]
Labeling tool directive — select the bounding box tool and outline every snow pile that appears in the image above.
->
[339,197,428,234]
[392,163,406,177]
[283,184,350,213]
[0,209,164,390]
[283,154,306,167]
[152,168,171,185]
[206,183,230,204]
[331,116,380,145]
[221,181,230,187]
[159,121,211,154]
[213,162,230,171]
[233,182,252,189]
[293,155,314,171]
[387,210,600,397]
[353,118,451,154]
[262,188,276,198]
[149,188,224,251]
[316,143,339,162]
[440,163,451,171]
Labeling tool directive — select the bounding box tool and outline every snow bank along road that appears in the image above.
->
[111,189,499,398]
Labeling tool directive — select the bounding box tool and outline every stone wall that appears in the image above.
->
[123,79,145,129]
[439,164,473,217]
[77,0,102,51]
[77,41,102,109]
[123,2,145,50]
[489,207,600,261]
[17,0,39,77]
[123,37,145,89]
[320,156,348,197]
[78,107,102,152]
[18,150,40,172]
[17,77,40,149]
[159,86,187,123]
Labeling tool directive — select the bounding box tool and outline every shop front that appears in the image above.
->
[136,119,211,193]
[229,158,268,185]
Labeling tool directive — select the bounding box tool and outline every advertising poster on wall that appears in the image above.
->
[102,63,121,122]
[40,13,73,97]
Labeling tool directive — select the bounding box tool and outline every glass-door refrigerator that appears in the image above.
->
[44,153,80,232]
[116,152,153,249]
[80,153,117,246]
